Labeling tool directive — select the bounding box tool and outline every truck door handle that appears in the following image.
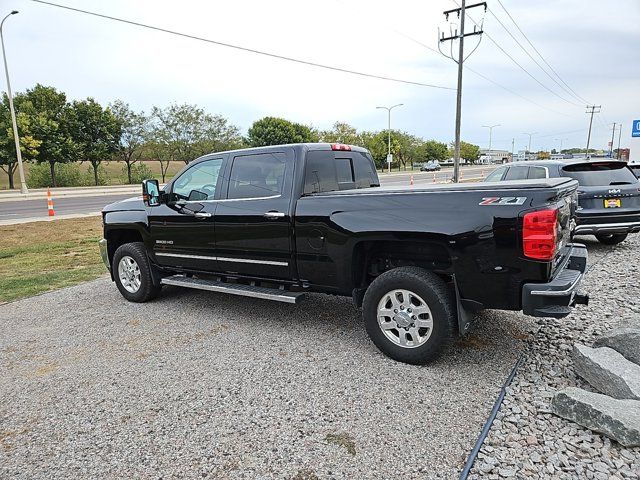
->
[264,211,285,219]
[194,212,212,219]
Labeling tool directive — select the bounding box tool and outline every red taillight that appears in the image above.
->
[331,143,351,151]
[523,209,558,261]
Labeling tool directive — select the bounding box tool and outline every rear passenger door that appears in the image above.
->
[214,149,295,280]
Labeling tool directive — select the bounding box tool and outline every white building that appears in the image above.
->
[478,149,511,164]
[514,150,538,162]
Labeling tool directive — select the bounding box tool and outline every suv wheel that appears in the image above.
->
[595,233,627,245]
[113,242,161,302]
[362,267,456,365]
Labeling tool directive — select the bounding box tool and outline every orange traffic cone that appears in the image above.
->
[410,174,414,186]
[47,188,55,217]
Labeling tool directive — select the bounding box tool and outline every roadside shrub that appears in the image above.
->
[27,162,83,188]
[82,165,108,186]
[122,163,154,184]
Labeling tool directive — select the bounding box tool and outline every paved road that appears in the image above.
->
[0,194,135,222]
[0,165,495,223]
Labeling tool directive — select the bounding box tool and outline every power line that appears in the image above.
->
[395,32,574,118]
[494,0,590,104]
[451,0,582,109]
[29,0,455,91]
[485,6,583,106]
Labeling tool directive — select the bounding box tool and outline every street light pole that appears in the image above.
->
[1,10,28,194]
[482,124,500,152]
[522,132,537,160]
[376,103,403,173]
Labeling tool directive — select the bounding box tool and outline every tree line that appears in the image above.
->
[0,84,480,188]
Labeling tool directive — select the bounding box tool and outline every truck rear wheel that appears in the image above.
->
[595,233,627,245]
[362,267,456,365]
[113,242,161,302]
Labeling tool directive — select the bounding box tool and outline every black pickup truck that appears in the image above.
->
[100,143,589,364]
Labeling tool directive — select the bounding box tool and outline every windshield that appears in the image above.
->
[561,162,638,186]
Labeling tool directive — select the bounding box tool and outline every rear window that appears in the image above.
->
[303,150,379,194]
[504,166,529,181]
[561,162,638,186]
[528,166,547,179]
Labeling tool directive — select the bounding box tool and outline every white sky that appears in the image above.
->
[3,0,639,152]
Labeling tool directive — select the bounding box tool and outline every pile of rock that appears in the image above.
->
[551,325,640,447]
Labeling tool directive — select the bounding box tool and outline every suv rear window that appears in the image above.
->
[561,162,638,186]
[304,150,379,194]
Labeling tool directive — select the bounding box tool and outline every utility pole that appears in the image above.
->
[511,138,515,161]
[439,1,486,182]
[376,104,403,173]
[522,132,537,160]
[585,105,601,158]
[482,124,500,152]
[1,11,28,193]
[609,122,617,158]
[617,123,622,160]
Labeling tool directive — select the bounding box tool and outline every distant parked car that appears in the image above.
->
[420,161,441,172]
[484,160,640,245]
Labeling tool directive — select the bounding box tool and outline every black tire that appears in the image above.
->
[595,233,627,245]
[362,267,456,365]
[112,242,161,302]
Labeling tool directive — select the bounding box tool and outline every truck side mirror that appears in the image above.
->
[142,179,161,206]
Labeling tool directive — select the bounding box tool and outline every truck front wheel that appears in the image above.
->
[113,242,161,302]
[362,267,456,365]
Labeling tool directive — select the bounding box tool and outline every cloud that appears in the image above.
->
[3,0,639,152]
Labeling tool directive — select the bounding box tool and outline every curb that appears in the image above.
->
[0,212,102,226]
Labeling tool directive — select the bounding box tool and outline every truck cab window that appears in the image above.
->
[172,158,223,201]
[528,166,547,179]
[304,150,379,194]
[485,167,506,182]
[353,153,380,188]
[504,166,529,181]
[227,153,287,199]
[304,151,339,194]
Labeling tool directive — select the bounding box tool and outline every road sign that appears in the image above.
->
[633,120,640,138]
[386,154,393,164]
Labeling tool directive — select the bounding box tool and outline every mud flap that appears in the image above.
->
[453,275,473,336]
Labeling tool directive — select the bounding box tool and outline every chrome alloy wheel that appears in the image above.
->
[376,289,434,348]
[118,255,142,293]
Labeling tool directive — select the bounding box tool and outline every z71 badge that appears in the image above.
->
[479,197,527,206]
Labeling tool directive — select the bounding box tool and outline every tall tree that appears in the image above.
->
[14,84,75,187]
[422,140,448,162]
[459,141,480,164]
[247,116,317,147]
[0,95,41,189]
[68,98,120,186]
[319,122,363,145]
[151,104,241,163]
[110,100,148,184]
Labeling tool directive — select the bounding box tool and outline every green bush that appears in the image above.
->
[27,162,83,188]
[82,165,108,186]
[122,162,154,184]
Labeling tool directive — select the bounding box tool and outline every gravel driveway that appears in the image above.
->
[0,270,532,479]
[470,236,640,479]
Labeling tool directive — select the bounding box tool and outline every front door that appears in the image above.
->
[148,156,225,272]
[214,149,294,280]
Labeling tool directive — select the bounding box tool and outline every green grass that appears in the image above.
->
[0,217,106,303]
